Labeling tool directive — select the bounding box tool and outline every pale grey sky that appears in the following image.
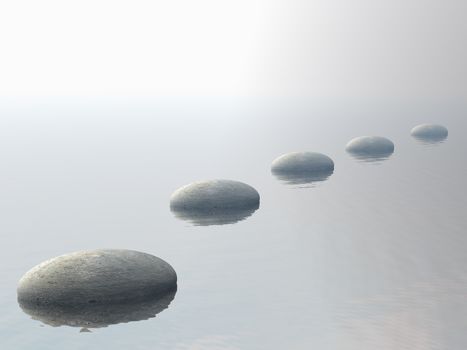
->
[0,0,465,99]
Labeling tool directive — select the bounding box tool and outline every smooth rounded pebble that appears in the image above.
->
[271,152,334,185]
[345,136,394,161]
[411,124,448,143]
[17,249,177,308]
[170,179,260,211]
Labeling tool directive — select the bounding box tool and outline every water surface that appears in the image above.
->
[0,97,466,349]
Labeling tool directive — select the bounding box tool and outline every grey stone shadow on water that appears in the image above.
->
[170,204,260,226]
[18,289,177,330]
[346,151,394,164]
[412,134,448,145]
[271,168,334,186]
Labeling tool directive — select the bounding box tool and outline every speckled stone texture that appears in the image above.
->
[170,179,260,211]
[346,136,394,160]
[411,124,448,143]
[271,151,334,184]
[17,249,177,308]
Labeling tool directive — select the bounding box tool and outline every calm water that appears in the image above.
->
[1,97,466,349]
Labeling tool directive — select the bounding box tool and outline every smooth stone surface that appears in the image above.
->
[271,152,334,185]
[411,124,448,143]
[170,180,260,225]
[170,179,260,210]
[19,289,176,329]
[17,249,177,308]
[345,136,394,162]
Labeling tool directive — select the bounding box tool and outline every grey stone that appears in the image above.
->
[170,180,260,226]
[170,179,260,210]
[345,136,394,162]
[271,152,334,185]
[411,124,448,143]
[17,249,177,308]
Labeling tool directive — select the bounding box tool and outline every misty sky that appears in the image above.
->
[0,0,465,99]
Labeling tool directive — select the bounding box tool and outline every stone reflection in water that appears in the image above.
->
[272,170,334,186]
[271,151,334,186]
[345,136,395,163]
[18,289,176,330]
[171,205,259,226]
[411,124,448,144]
[170,179,260,226]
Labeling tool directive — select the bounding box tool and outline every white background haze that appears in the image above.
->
[0,0,466,99]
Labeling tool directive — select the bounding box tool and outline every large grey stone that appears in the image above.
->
[271,152,335,185]
[345,136,394,162]
[411,124,448,143]
[17,249,177,308]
